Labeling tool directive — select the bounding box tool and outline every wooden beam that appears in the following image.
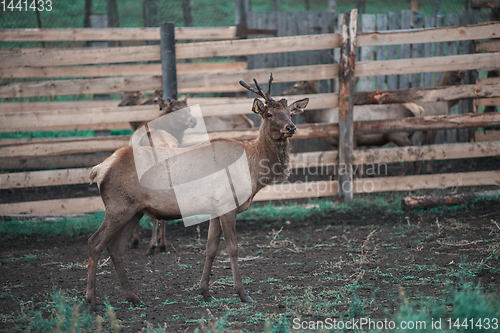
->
[0,61,247,79]
[0,136,129,158]
[0,167,93,189]
[354,171,500,193]
[477,77,500,85]
[0,27,238,42]
[357,21,500,47]
[0,197,105,215]
[470,0,500,9]
[354,112,500,134]
[2,170,499,214]
[0,76,163,98]
[475,97,500,106]
[0,153,112,171]
[356,52,500,77]
[475,130,500,141]
[0,93,336,131]
[0,45,162,69]
[476,40,500,53]
[0,64,340,98]
[354,82,500,105]
[337,9,357,203]
[353,140,500,164]
[175,33,341,59]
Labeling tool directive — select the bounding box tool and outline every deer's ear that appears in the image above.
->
[252,98,266,115]
[290,98,309,114]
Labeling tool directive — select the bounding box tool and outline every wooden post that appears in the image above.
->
[338,9,357,203]
[160,22,177,100]
[387,12,399,90]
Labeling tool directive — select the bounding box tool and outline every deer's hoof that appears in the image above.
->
[131,241,139,249]
[242,295,254,303]
[159,245,167,252]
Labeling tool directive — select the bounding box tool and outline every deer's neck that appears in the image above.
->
[249,127,292,190]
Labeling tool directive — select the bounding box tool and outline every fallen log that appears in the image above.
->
[401,190,500,210]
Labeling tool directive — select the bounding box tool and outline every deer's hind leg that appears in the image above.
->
[131,224,140,248]
[106,212,144,305]
[158,220,167,252]
[147,219,160,256]
[86,210,142,309]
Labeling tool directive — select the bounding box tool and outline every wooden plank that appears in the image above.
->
[470,0,500,9]
[399,10,412,90]
[0,64,340,98]
[5,51,497,98]
[0,136,129,158]
[354,112,500,134]
[1,167,93,189]
[0,197,105,215]
[476,40,500,53]
[411,13,424,89]
[0,153,112,171]
[356,21,500,47]
[0,93,338,132]
[175,33,341,59]
[375,14,388,90]
[354,171,500,193]
[0,27,238,42]
[386,12,399,90]
[0,45,162,69]
[475,97,500,106]
[446,14,459,144]
[478,77,500,84]
[0,75,162,98]
[0,61,247,79]
[475,130,500,141]
[338,9,357,203]
[359,14,376,91]
[2,170,499,214]
[354,82,500,105]
[353,140,500,164]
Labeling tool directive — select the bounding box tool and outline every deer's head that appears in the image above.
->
[282,81,320,96]
[157,94,197,129]
[118,91,142,106]
[240,74,309,141]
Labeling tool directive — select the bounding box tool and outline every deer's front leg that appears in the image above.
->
[147,219,159,256]
[199,217,222,301]
[219,211,253,303]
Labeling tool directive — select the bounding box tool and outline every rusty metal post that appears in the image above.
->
[160,22,177,100]
[338,9,357,203]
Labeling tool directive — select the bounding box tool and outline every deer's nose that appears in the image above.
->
[189,117,197,126]
[286,124,296,135]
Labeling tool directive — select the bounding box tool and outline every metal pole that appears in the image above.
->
[160,22,177,100]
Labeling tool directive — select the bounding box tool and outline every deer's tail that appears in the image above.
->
[89,164,101,185]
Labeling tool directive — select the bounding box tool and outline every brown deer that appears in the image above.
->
[87,74,308,307]
[119,91,254,255]
[282,71,465,175]
[117,92,197,255]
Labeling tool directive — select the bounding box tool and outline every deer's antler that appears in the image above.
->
[239,73,274,103]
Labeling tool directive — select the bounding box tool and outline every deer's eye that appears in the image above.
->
[266,112,273,118]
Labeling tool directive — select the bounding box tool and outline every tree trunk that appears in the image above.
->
[402,190,500,210]
[84,0,93,28]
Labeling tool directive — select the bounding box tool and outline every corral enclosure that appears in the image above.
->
[1,6,500,212]
[1,1,500,331]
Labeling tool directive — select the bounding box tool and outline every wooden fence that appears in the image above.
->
[1,10,500,214]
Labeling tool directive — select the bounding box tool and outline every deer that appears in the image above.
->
[118,91,197,255]
[282,71,465,175]
[87,74,309,308]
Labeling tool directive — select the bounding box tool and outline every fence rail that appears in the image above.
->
[1,10,499,215]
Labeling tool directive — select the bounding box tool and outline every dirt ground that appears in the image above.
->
[1,198,499,332]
